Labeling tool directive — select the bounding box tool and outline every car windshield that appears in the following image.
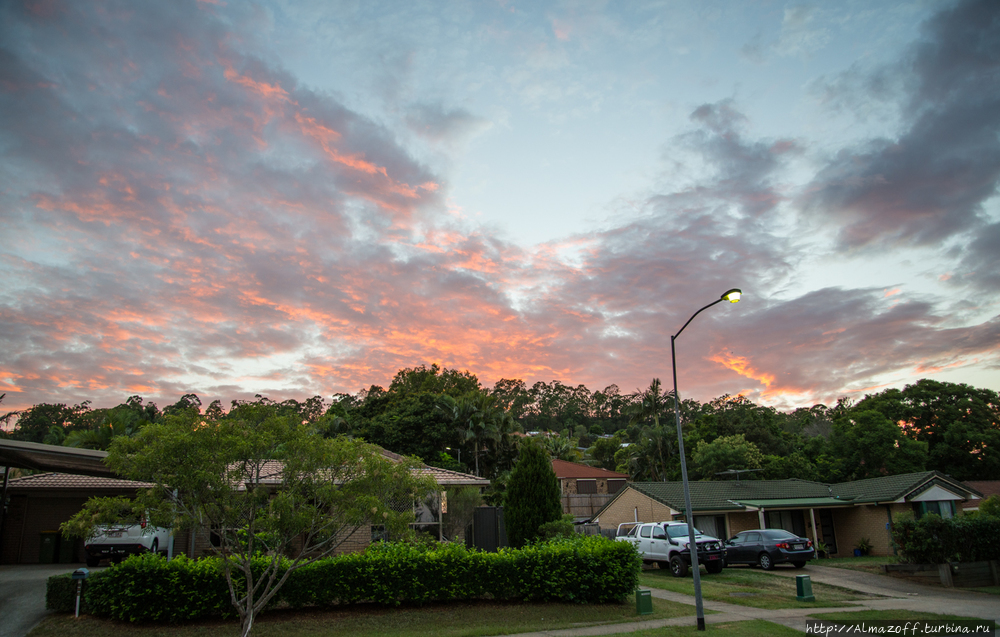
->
[764,530,797,539]
[666,525,702,538]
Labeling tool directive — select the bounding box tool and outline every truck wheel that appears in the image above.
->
[705,560,724,574]
[759,552,774,570]
[670,555,688,578]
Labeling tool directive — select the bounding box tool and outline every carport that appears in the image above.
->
[0,440,117,564]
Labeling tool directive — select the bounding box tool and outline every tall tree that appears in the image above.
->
[504,441,562,548]
[62,406,432,637]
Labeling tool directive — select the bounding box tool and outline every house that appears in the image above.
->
[961,481,1000,512]
[593,471,981,557]
[550,459,627,518]
[1,446,489,564]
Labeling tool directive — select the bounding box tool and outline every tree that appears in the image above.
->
[692,434,764,480]
[829,410,928,480]
[62,405,433,637]
[504,441,562,548]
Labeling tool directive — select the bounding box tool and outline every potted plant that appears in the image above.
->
[814,540,829,558]
[854,537,872,557]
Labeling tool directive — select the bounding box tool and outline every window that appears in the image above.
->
[640,525,652,538]
[914,501,955,519]
[576,479,597,494]
[607,479,626,494]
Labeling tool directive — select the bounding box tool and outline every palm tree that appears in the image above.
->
[625,380,677,481]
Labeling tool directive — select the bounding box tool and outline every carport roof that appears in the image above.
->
[0,439,115,478]
[730,497,853,509]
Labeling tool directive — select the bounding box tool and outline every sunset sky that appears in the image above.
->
[1,0,998,416]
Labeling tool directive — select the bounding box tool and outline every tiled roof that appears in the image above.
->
[598,471,980,518]
[963,481,998,498]
[252,449,488,487]
[6,472,153,490]
[829,471,974,503]
[629,479,832,512]
[551,459,627,480]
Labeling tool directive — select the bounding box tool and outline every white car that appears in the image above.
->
[616,521,725,577]
[85,519,170,566]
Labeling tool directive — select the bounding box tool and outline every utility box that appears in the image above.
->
[796,574,815,602]
[635,589,653,615]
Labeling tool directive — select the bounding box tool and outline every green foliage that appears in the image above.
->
[891,513,1000,564]
[505,442,563,548]
[979,494,1000,518]
[46,572,100,614]
[441,487,484,541]
[829,410,927,480]
[692,433,763,480]
[60,405,434,637]
[538,514,576,540]
[48,537,640,621]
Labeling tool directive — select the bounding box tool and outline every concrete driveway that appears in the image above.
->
[0,564,87,637]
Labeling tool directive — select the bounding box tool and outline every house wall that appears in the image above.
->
[594,489,675,532]
[726,512,760,536]
[559,478,615,495]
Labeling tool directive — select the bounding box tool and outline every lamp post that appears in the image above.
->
[671,288,741,631]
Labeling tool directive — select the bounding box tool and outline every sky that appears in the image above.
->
[1,0,998,417]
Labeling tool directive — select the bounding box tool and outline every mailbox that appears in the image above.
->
[71,568,90,580]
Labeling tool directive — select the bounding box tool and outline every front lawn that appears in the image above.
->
[29,598,693,637]
[606,619,805,636]
[815,555,899,574]
[639,566,870,609]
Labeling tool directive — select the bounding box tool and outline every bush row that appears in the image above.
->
[891,513,1000,564]
[48,535,641,622]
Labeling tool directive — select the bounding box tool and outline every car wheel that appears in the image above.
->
[86,556,100,567]
[759,553,774,571]
[705,560,724,574]
[670,555,688,578]
[793,561,807,569]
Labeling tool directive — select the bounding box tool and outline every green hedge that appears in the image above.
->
[47,535,640,622]
[892,513,1000,564]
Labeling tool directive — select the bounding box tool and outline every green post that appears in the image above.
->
[636,588,653,615]
[796,574,815,602]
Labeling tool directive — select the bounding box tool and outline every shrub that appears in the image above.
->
[892,513,1000,564]
[49,535,641,622]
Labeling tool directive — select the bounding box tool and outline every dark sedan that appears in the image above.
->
[724,529,814,570]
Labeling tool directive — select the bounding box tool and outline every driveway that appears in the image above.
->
[0,564,87,637]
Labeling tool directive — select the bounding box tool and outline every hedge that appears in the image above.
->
[47,534,641,622]
[891,513,1000,564]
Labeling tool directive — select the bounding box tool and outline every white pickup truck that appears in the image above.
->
[616,521,725,577]
[84,519,170,566]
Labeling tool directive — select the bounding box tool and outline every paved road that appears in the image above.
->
[0,564,84,637]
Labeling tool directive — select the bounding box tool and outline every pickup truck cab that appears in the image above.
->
[616,521,725,577]
[84,518,170,566]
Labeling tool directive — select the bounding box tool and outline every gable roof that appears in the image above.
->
[829,471,979,503]
[550,459,627,480]
[595,471,980,519]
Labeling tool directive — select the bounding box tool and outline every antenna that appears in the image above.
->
[714,468,763,485]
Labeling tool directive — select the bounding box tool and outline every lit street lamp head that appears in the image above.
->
[722,288,742,303]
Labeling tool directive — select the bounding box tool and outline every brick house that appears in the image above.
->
[550,459,627,519]
[1,451,488,564]
[593,471,981,558]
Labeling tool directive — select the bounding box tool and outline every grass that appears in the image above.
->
[809,609,997,627]
[28,598,693,637]
[639,566,870,609]
[961,585,1000,595]
[815,555,899,574]
[605,619,804,637]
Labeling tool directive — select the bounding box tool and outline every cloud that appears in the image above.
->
[404,102,493,146]
[800,0,1000,251]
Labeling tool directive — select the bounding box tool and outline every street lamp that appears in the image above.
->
[671,287,741,631]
